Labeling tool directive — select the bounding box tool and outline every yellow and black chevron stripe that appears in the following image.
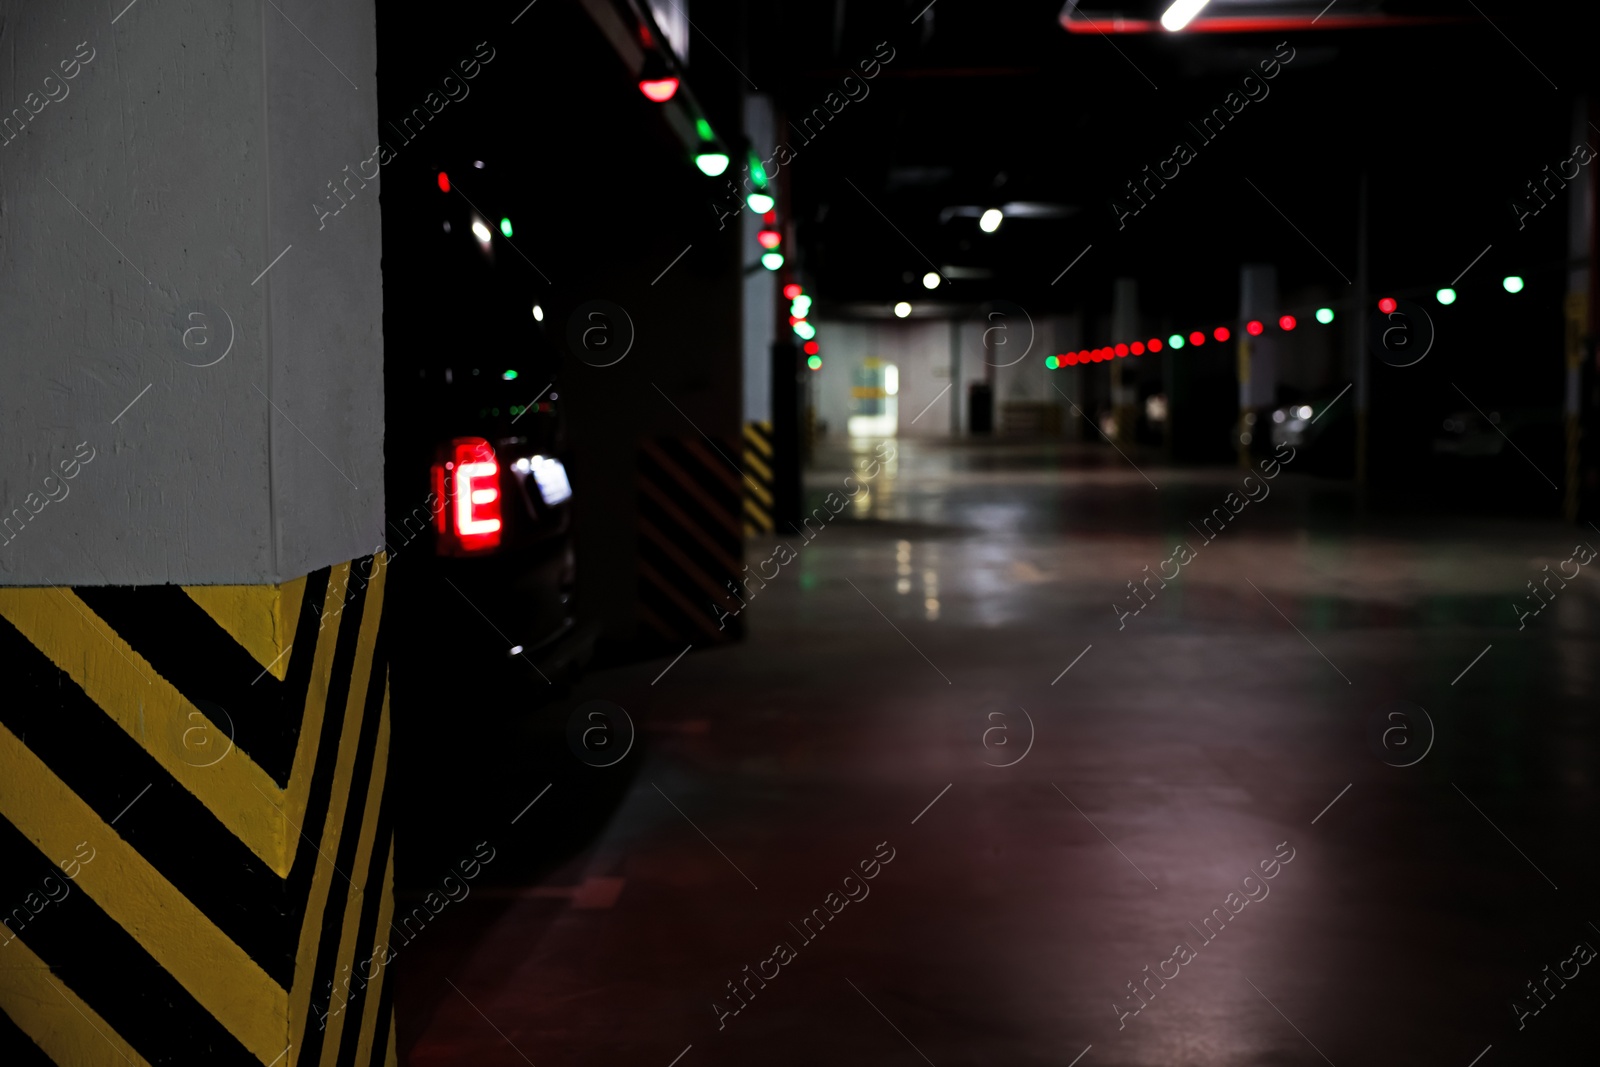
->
[637,437,746,645]
[0,556,396,1067]
[742,421,775,536]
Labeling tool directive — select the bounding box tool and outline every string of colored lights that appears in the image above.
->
[1050,278,1526,370]
[1048,306,1318,368]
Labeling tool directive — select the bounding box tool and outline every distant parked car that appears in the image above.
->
[1266,392,1355,476]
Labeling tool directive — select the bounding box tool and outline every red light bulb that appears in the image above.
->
[1378,297,1396,314]
[1131,341,1145,355]
[1278,314,1297,331]
[1189,331,1205,346]
[1115,343,1129,357]
[1148,337,1162,353]
[758,229,781,249]
[783,283,802,300]
[1246,320,1264,336]
[803,340,820,355]
[437,171,450,193]
[638,77,680,102]
[1214,326,1231,342]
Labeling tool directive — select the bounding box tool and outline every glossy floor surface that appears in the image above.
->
[399,438,1600,1066]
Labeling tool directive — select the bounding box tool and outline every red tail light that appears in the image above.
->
[432,437,502,554]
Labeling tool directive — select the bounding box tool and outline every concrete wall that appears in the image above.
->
[812,315,1076,438]
[0,0,385,586]
[810,318,951,438]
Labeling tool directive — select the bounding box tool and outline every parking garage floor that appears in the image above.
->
[399,438,1600,1066]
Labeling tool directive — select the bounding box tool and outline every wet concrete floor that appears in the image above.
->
[400,439,1600,1066]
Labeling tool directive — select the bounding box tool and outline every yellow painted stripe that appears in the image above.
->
[743,423,773,457]
[0,722,289,1061]
[0,936,153,1067]
[287,575,386,1059]
[386,1012,398,1067]
[743,497,772,527]
[742,476,773,509]
[742,448,773,485]
[317,686,391,1067]
[350,842,397,1067]
[183,575,307,681]
[0,566,353,874]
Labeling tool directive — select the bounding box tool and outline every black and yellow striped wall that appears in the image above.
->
[0,556,395,1067]
[637,437,746,645]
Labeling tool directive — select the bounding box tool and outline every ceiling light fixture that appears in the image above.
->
[1160,0,1212,32]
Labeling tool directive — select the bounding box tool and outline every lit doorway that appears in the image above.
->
[847,358,898,437]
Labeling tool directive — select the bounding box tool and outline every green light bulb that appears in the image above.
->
[499,217,513,238]
[806,354,822,370]
[1502,275,1524,293]
[761,251,784,271]
[695,152,730,177]
[1167,333,1185,349]
[695,118,714,141]
[1315,307,1334,324]
[1436,288,1456,305]
[1045,355,1060,370]
[747,191,775,213]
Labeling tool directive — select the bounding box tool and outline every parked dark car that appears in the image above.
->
[380,152,607,885]
[384,158,593,695]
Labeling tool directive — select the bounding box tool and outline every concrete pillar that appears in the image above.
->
[1354,172,1371,488]
[949,318,963,437]
[1111,278,1139,441]
[1238,264,1280,466]
[741,94,778,536]
[742,94,776,428]
[1564,97,1592,522]
[1,3,392,1064]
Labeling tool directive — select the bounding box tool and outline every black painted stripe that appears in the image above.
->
[279,573,372,993]
[0,999,57,1066]
[638,499,739,603]
[367,935,397,1067]
[296,621,388,1067]
[641,442,743,551]
[335,800,394,1067]
[0,817,258,1065]
[74,566,332,787]
[0,616,297,987]
[639,445,734,542]
[638,558,738,641]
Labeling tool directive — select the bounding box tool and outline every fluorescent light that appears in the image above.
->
[922,272,941,289]
[978,208,1003,233]
[1160,0,1211,31]
[894,302,912,318]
